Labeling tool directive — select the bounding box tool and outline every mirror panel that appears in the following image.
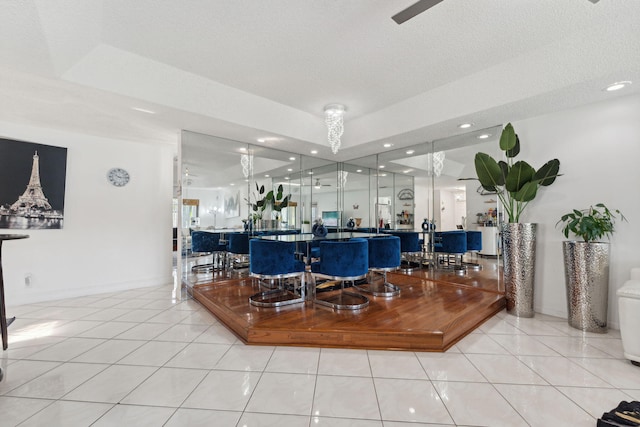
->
[180,126,503,288]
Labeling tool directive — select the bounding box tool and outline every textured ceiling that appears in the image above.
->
[1,0,639,160]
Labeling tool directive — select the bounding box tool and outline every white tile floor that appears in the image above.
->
[1,283,638,426]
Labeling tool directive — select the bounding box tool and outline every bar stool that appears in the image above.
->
[354,235,401,297]
[311,238,369,310]
[248,239,306,307]
[191,231,224,273]
[226,232,251,275]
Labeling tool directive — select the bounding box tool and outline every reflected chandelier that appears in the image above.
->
[428,151,445,177]
[240,153,253,178]
[324,104,345,154]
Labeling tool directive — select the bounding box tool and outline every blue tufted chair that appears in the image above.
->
[248,239,306,307]
[191,231,226,273]
[384,231,423,271]
[434,231,468,272]
[354,235,401,297]
[226,232,251,275]
[464,230,483,270]
[311,238,369,310]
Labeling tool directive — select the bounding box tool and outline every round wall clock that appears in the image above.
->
[107,167,130,187]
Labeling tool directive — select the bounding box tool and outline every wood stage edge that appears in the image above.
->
[190,267,505,352]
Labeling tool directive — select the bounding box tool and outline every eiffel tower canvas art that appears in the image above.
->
[0,138,67,230]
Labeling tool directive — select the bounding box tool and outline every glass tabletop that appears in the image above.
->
[257,231,382,242]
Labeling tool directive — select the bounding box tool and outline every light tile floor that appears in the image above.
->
[1,283,638,426]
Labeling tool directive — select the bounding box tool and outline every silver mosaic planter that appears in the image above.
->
[562,241,610,333]
[501,223,537,317]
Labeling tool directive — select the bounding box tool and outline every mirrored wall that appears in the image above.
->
[179,126,504,285]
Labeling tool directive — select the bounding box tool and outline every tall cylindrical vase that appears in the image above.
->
[562,241,610,333]
[501,223,537,317]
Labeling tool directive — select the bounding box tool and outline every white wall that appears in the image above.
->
[0,121,176,306]
[510,94,640,328]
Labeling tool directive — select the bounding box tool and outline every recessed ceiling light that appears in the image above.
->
[379,165,385,168]
[287,168,293,172]
[230,183,235,186]
[406,150,415,155]
[289,157,296,161]
[239,147,247,152]
[284,177,289,180]
[308,171,314,175]
[477,134,491,139]
[458,123,473,129]
[131,107,156,114]
[310,150,318,154]
[383,143,393,148]
[605,81,632,92]
[403,170,412,174]
[356,169,362,173]
[265,174,270,177]
[380,173,387,177]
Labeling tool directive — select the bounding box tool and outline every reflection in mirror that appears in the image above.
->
[179,126,503,290]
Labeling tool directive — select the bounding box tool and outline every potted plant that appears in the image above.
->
[475,123,561,317]
[269,184,290,222]
[557,203,627,332]
[246,182,289,230]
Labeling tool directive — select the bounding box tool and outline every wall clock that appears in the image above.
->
[107,167,130,187]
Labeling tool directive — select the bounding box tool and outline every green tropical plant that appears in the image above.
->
[557,203,627,242]
[246,182,289,219]
[474,123,561,223]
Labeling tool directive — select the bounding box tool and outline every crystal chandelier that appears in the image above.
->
[427,151,445,177]
[240,153,253,178]
[324,104,346,154]
[337,170,348,188]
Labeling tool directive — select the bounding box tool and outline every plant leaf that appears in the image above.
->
[506,135,520,158]
[279,195,289,209]
[499,123,517,151]
[512,180,538,202]
[505,161,535,192]
[534,159,560,186]
[475,152,504,189]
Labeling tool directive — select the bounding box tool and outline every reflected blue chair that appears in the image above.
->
[384,231,422,271]
[191,231,226,273]
[248,239,306,307]
[226,232,251,275]
[434,231,468,273]
[464,230,483,270]
[311,238,369,310]
[354,235,401,297]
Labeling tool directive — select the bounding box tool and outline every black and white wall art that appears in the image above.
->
[0,137,67,230]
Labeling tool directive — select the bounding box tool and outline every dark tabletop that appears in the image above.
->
[0,234,29,241]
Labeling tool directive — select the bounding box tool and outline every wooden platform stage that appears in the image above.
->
[190,262,505,352]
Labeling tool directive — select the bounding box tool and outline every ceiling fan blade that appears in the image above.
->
[392,0,445,24]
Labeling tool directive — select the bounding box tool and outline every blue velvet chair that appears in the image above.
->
[248,239,306,307]
[226,232,251,275]
[434,231,468,273]
[464,230,483,270]
[384,231,422,271]
[191,231,226,273]
[311,238,369,310]
[354,235,401,297]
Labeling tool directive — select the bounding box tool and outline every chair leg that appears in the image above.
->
[314,277,369,310]
[354,270,400,297]
[191,253,215,273]
[249,274,305,308]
